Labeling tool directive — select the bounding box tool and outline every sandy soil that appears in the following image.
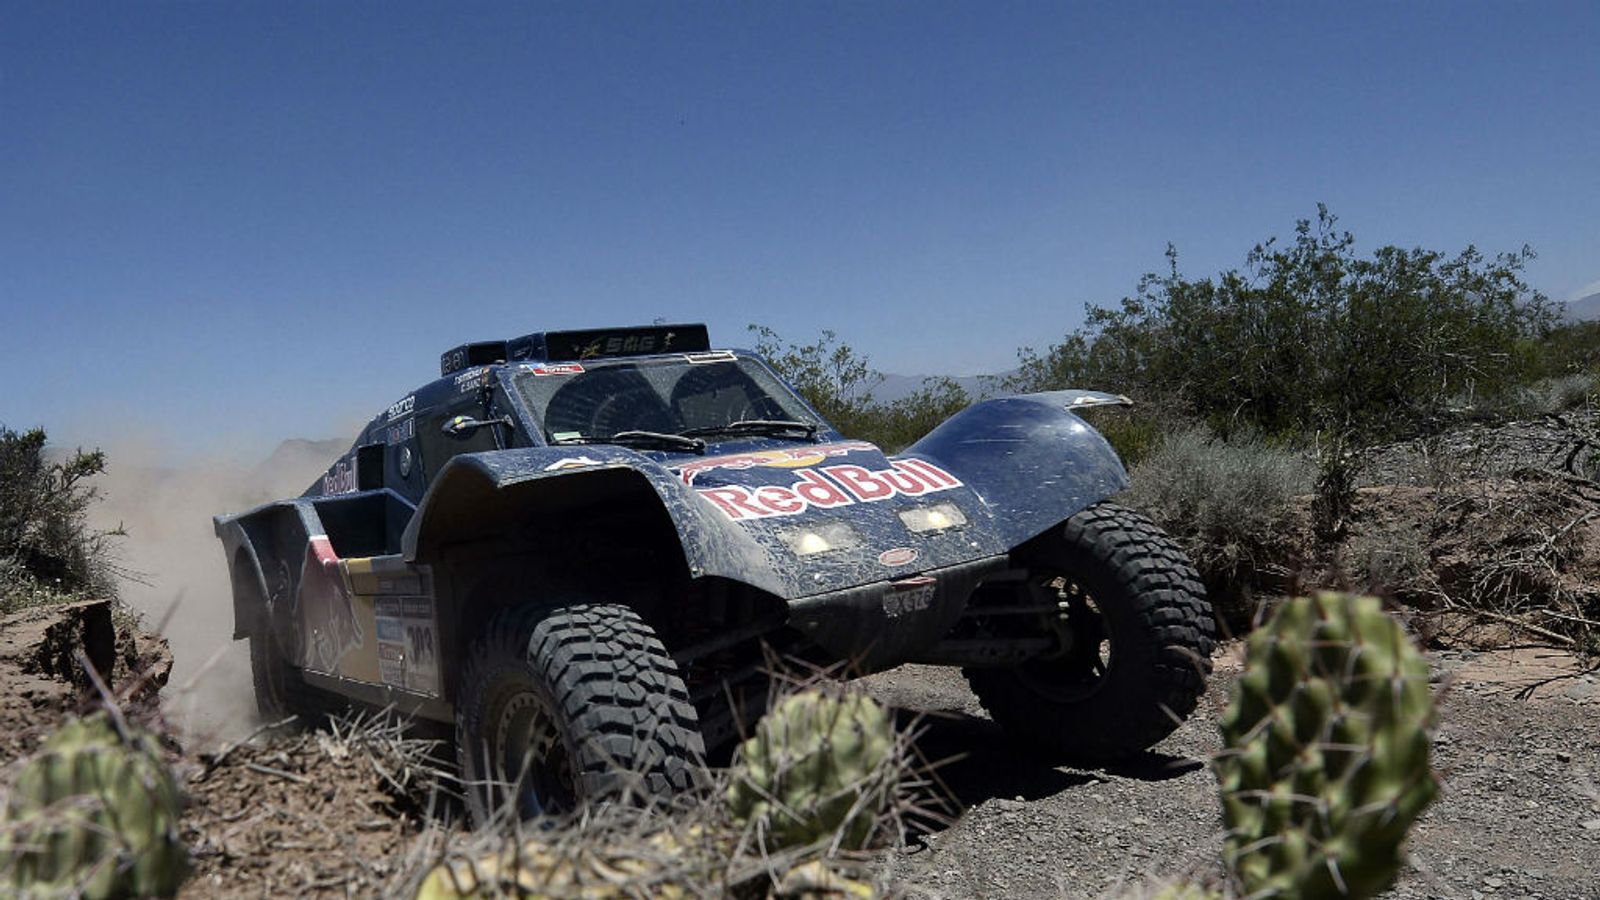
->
[5,601,1599,898]
[864,650,1600,899]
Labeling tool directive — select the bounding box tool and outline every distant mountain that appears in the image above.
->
[1564,291,1600,322]
[256,438,346,475]
[251,438,347,499]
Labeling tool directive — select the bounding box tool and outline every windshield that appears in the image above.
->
[513,355,819,443]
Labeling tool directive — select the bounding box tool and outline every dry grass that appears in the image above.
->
[393,669,951,898]
[1122,427,1314,628]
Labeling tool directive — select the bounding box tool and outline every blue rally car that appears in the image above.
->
[214,323,1214,822]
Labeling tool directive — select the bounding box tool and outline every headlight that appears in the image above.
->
[899,503,968,533]
[783,523,861,556]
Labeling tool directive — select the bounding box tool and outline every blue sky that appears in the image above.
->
[3,1,1597,456]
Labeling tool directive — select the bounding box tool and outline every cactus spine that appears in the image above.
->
[1215,592,1436,898]
[727,689,897,851]
[2,712,189,898]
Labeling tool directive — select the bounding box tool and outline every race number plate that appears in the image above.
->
[883,576,936,619]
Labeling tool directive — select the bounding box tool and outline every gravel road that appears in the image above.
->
[862,647,1600,899]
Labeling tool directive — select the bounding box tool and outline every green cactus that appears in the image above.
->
[726,689,896,851]
[1215,592,1437,899]
[2,712,189,898]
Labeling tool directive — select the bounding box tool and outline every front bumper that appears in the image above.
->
[784,554,1009,673]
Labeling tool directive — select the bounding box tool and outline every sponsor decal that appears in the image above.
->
[685,350,738,364]
[878,547,919,567]
[375,595,440,694]
[544,456,605,472]
[385,417,415,446]
[697,457,963,521]
[676,441,875,485]
[576,332,675,359]
[322,458,357,495]
[883,576,935,618]
[528,363,585,377]
[453,368,489,393]
[386,395,415,422]
[300,535,364,673]
[440,348,468,374]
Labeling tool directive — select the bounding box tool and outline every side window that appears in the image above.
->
[418,402,502,483]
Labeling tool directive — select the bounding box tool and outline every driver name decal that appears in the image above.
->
[698,458,962,521]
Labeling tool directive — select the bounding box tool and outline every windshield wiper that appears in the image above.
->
[678,420,820,441]
[552,431,707,453]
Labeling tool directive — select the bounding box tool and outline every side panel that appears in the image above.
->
[214,495,448,719]
[214,501,323,644]
[401,446,792,599]
[340,555,441,697]
[905,390,1131,548]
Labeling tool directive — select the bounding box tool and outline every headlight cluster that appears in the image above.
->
[782,522,862,556]
[782,503,968,557]
[898,503,967,533]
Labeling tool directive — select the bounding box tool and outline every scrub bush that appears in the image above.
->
[0,426,119,614]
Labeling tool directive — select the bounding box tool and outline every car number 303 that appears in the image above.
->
[882,578,935,618]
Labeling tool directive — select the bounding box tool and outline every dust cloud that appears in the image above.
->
[89,437,344,749]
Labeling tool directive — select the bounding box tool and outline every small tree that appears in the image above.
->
[867,377,972,453]
[1012,207,1558,441]
[747,327,971,451]
[0,426,119,611]
[747,325,882,438]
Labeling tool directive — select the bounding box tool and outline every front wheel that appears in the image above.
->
[964,501,1215,763]
[455,602,706,825]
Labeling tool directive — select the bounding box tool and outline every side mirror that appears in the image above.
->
[442,415,511,439]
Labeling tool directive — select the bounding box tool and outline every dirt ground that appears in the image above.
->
[6,603,1600,898]
[864,650,1600,899]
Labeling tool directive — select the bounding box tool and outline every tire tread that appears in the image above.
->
[965,501,1216,761]
[456,602,705,823]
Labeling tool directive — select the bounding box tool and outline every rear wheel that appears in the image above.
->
[964,501,1215,763]
[247,614,329,723]
[456,602,706,824]
[247,626,290,718]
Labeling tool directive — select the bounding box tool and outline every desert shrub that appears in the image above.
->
[1121,427,1313,627]
[861,377,972,453]
[0,426,119,614]
[748,325,883,439]
[1074,398,1192,468]
[1535,318,1600,376]
[1011,207,1558,443]
[748,326,974,451]
[1338,519,1437,604]
[1485,373,1599,420]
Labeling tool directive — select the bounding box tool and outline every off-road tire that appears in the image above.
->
[248,616,328,724]
[456,602,706,825]
[965,501,1215,763]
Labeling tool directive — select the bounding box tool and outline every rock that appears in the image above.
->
[0,599,171,761]
[1565,682,1600,702]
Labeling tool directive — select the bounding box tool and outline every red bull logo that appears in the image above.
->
[697,457,963,521]
[675,441,876,485]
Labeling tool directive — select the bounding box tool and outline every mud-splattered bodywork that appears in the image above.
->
[214,324,1131,724]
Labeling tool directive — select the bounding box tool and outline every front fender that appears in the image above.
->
[400,447,790,598]
[904,390,1130,548]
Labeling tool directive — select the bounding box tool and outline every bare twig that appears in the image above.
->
[1470,609,1576,647]
[244,762,310,785]
[202,715,299,776]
